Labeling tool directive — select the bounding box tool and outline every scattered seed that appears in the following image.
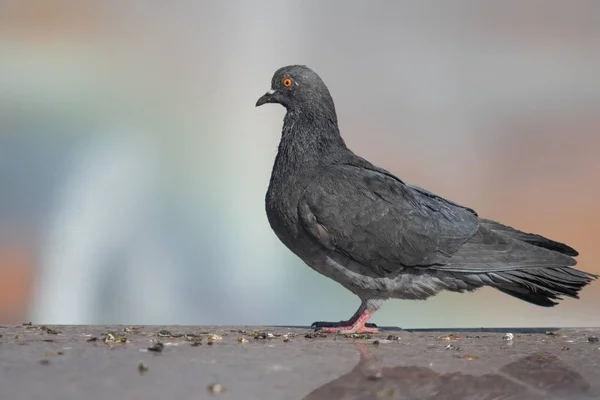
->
[367,371,383,381]
[437,334,460,341]
[138,362,149,375]
[344,333,372,339]
[123,326,143,334]
[208,383,226,394]
[104,332,127,344]
[502,333,514,341]
[148,342,164,352]
[157,330,184,338]
[41,326,60,335]
[252,332,273,340]
[304,332,327,339]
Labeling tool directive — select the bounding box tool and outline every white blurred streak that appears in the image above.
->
[30,130,181,324]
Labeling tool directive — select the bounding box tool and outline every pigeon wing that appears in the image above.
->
[298,165,479,274]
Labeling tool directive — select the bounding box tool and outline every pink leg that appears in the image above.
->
[317,310,377,334]
[311,300,381,334]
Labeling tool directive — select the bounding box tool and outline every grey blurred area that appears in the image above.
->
[0,1,598,327]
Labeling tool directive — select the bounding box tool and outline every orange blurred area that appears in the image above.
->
[0,246,34,323]
[0,1,102,38]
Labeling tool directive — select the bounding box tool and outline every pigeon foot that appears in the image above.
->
[312,310,378,334]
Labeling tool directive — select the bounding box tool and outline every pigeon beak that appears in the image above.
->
[255,89,276,107]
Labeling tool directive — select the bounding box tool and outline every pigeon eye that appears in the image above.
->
[282,77,293,87]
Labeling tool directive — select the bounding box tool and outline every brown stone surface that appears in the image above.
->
[0,325,599,399]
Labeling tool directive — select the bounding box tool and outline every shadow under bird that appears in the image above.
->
[256,65,598,334]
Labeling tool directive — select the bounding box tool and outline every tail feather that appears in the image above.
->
[479,219,579,256]
[486,267,597,307]
[495,287,561,307]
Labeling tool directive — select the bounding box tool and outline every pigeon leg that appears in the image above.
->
[311,300,380,334]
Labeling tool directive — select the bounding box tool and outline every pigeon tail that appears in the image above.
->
[467,266,598,307]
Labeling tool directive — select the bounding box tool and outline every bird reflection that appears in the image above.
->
[302,342,593,400]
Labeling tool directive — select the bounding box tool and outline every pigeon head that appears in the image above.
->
[255,65,336,114]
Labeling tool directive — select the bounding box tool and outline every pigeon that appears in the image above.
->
[256,65,598,334]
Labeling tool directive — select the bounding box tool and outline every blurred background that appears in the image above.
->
[0,1,598,328]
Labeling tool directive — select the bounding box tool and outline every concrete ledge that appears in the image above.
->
[1,325,599,399]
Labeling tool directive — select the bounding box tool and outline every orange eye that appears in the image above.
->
[282,77,292,87]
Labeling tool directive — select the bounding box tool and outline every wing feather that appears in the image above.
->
[298,165,479,272]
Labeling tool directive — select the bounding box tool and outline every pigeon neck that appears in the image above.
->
[278,107,348,167]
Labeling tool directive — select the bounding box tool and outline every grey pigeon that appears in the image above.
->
[256,65,597,333]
